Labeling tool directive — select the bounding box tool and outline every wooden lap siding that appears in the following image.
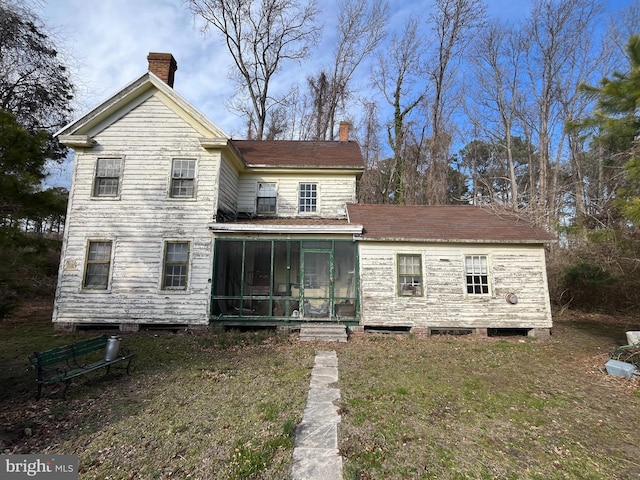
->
[236,174,356,217]
[358,242,552,329]
[54,95,218,327]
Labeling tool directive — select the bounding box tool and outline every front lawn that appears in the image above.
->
[1,303,639,479]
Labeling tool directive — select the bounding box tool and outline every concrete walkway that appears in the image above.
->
[291,350,343,479]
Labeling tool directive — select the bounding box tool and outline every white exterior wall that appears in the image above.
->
[217,154,239,216]
[236,173,357,217]
[53,95,222,326]
[358,241,552,329]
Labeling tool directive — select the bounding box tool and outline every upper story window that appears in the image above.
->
[163,241,190,290]
[299,183,317,213]
[93,158,122,197]
[465,255,489,294]
[170,159,195,198]
[398,254,423,296]
[83,240,112,289]
[257,183,276,214]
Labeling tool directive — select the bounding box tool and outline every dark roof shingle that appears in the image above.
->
[232,140,365,169]
[346,204,555,243]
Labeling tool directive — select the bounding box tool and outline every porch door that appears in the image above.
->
[301,250,333,320]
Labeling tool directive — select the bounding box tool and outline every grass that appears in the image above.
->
[2,302,640,479]
[1,302,314,479]
[338,318,640,479]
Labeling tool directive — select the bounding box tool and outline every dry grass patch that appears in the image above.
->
[1,306,315,479]
[3,304,640,479]
[337,314,640,479]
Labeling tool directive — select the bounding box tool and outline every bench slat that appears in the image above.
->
[72,336,108,357]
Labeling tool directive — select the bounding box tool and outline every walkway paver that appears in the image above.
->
[291,350,342,479]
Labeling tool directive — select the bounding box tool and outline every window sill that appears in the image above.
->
[465,295,493,301]
[79,288,112,294]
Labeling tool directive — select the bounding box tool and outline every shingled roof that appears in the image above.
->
[232,140,365,169]
[346,204,555,244]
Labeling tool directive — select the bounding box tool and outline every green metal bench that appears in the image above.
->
[29,335,134,400]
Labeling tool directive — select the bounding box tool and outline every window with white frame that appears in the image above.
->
[398,254,423,296]
[93,158,122,197]
[257,182,276,214]
[163,241,190,289]
[83,241,112,289]
[465,255,489,294]
[170,159,195,198]
[299,183,317,213]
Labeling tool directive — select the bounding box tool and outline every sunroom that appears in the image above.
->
[210,225,362,325]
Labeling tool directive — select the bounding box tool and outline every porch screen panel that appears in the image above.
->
[213,240,242,316]
[244,241,272,315]
[334,242,356,318]
[273,241,300,316]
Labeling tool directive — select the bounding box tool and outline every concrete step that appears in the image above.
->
[299,324,348,342]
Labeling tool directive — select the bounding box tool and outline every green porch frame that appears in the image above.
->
[211,239,359,325]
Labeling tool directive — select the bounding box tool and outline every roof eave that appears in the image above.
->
[244,165,365,172]
[209,223,364,235]
[357,237,554,244]
[58,135,96,148]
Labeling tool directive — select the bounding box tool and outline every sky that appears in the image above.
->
[40,0,635,187]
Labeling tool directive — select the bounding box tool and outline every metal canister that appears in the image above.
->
[104,335,122,361]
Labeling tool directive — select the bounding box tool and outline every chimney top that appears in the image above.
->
[339,121,350,142]
[147,52,177,88]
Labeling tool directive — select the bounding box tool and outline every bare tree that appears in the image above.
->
[522,0,603,227]
[466,21,526,210]
[372,18,426,203]
[424,0,486,205]
[357,100,385,204]
[305,0,388,141]
[606,0,640,64]
[186,0,319,140]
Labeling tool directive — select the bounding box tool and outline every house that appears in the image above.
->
[53,53,554,337]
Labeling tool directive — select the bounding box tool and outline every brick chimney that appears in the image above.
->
[147,52,177,88]
[339,121,350,142]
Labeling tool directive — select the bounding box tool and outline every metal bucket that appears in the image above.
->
[104,336,122,361]
[626,331,640,345]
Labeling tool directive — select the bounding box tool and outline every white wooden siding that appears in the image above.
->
[217,155,239,215]
[54,95,219,326]
[358,242,552,329]
[236,173,356,217]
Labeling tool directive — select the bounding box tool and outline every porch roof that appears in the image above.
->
[209,217,363,235]
[346,204,556,244]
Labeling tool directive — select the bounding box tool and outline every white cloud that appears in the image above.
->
[43,0,236,131]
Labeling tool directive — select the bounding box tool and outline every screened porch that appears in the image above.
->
[211,239,359,324]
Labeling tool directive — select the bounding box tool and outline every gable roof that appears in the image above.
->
[346,204,555,244]
[232,140,365,170]
[56,72,227,141]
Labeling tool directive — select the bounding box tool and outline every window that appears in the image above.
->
[398,254,422,296]
[163,241,190,289]
[257,183,276,214]
[465,255,489,294]
[83,241,112,289]
[93,158,122,197]
[299,183,317,213]
[170,159,195,198]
